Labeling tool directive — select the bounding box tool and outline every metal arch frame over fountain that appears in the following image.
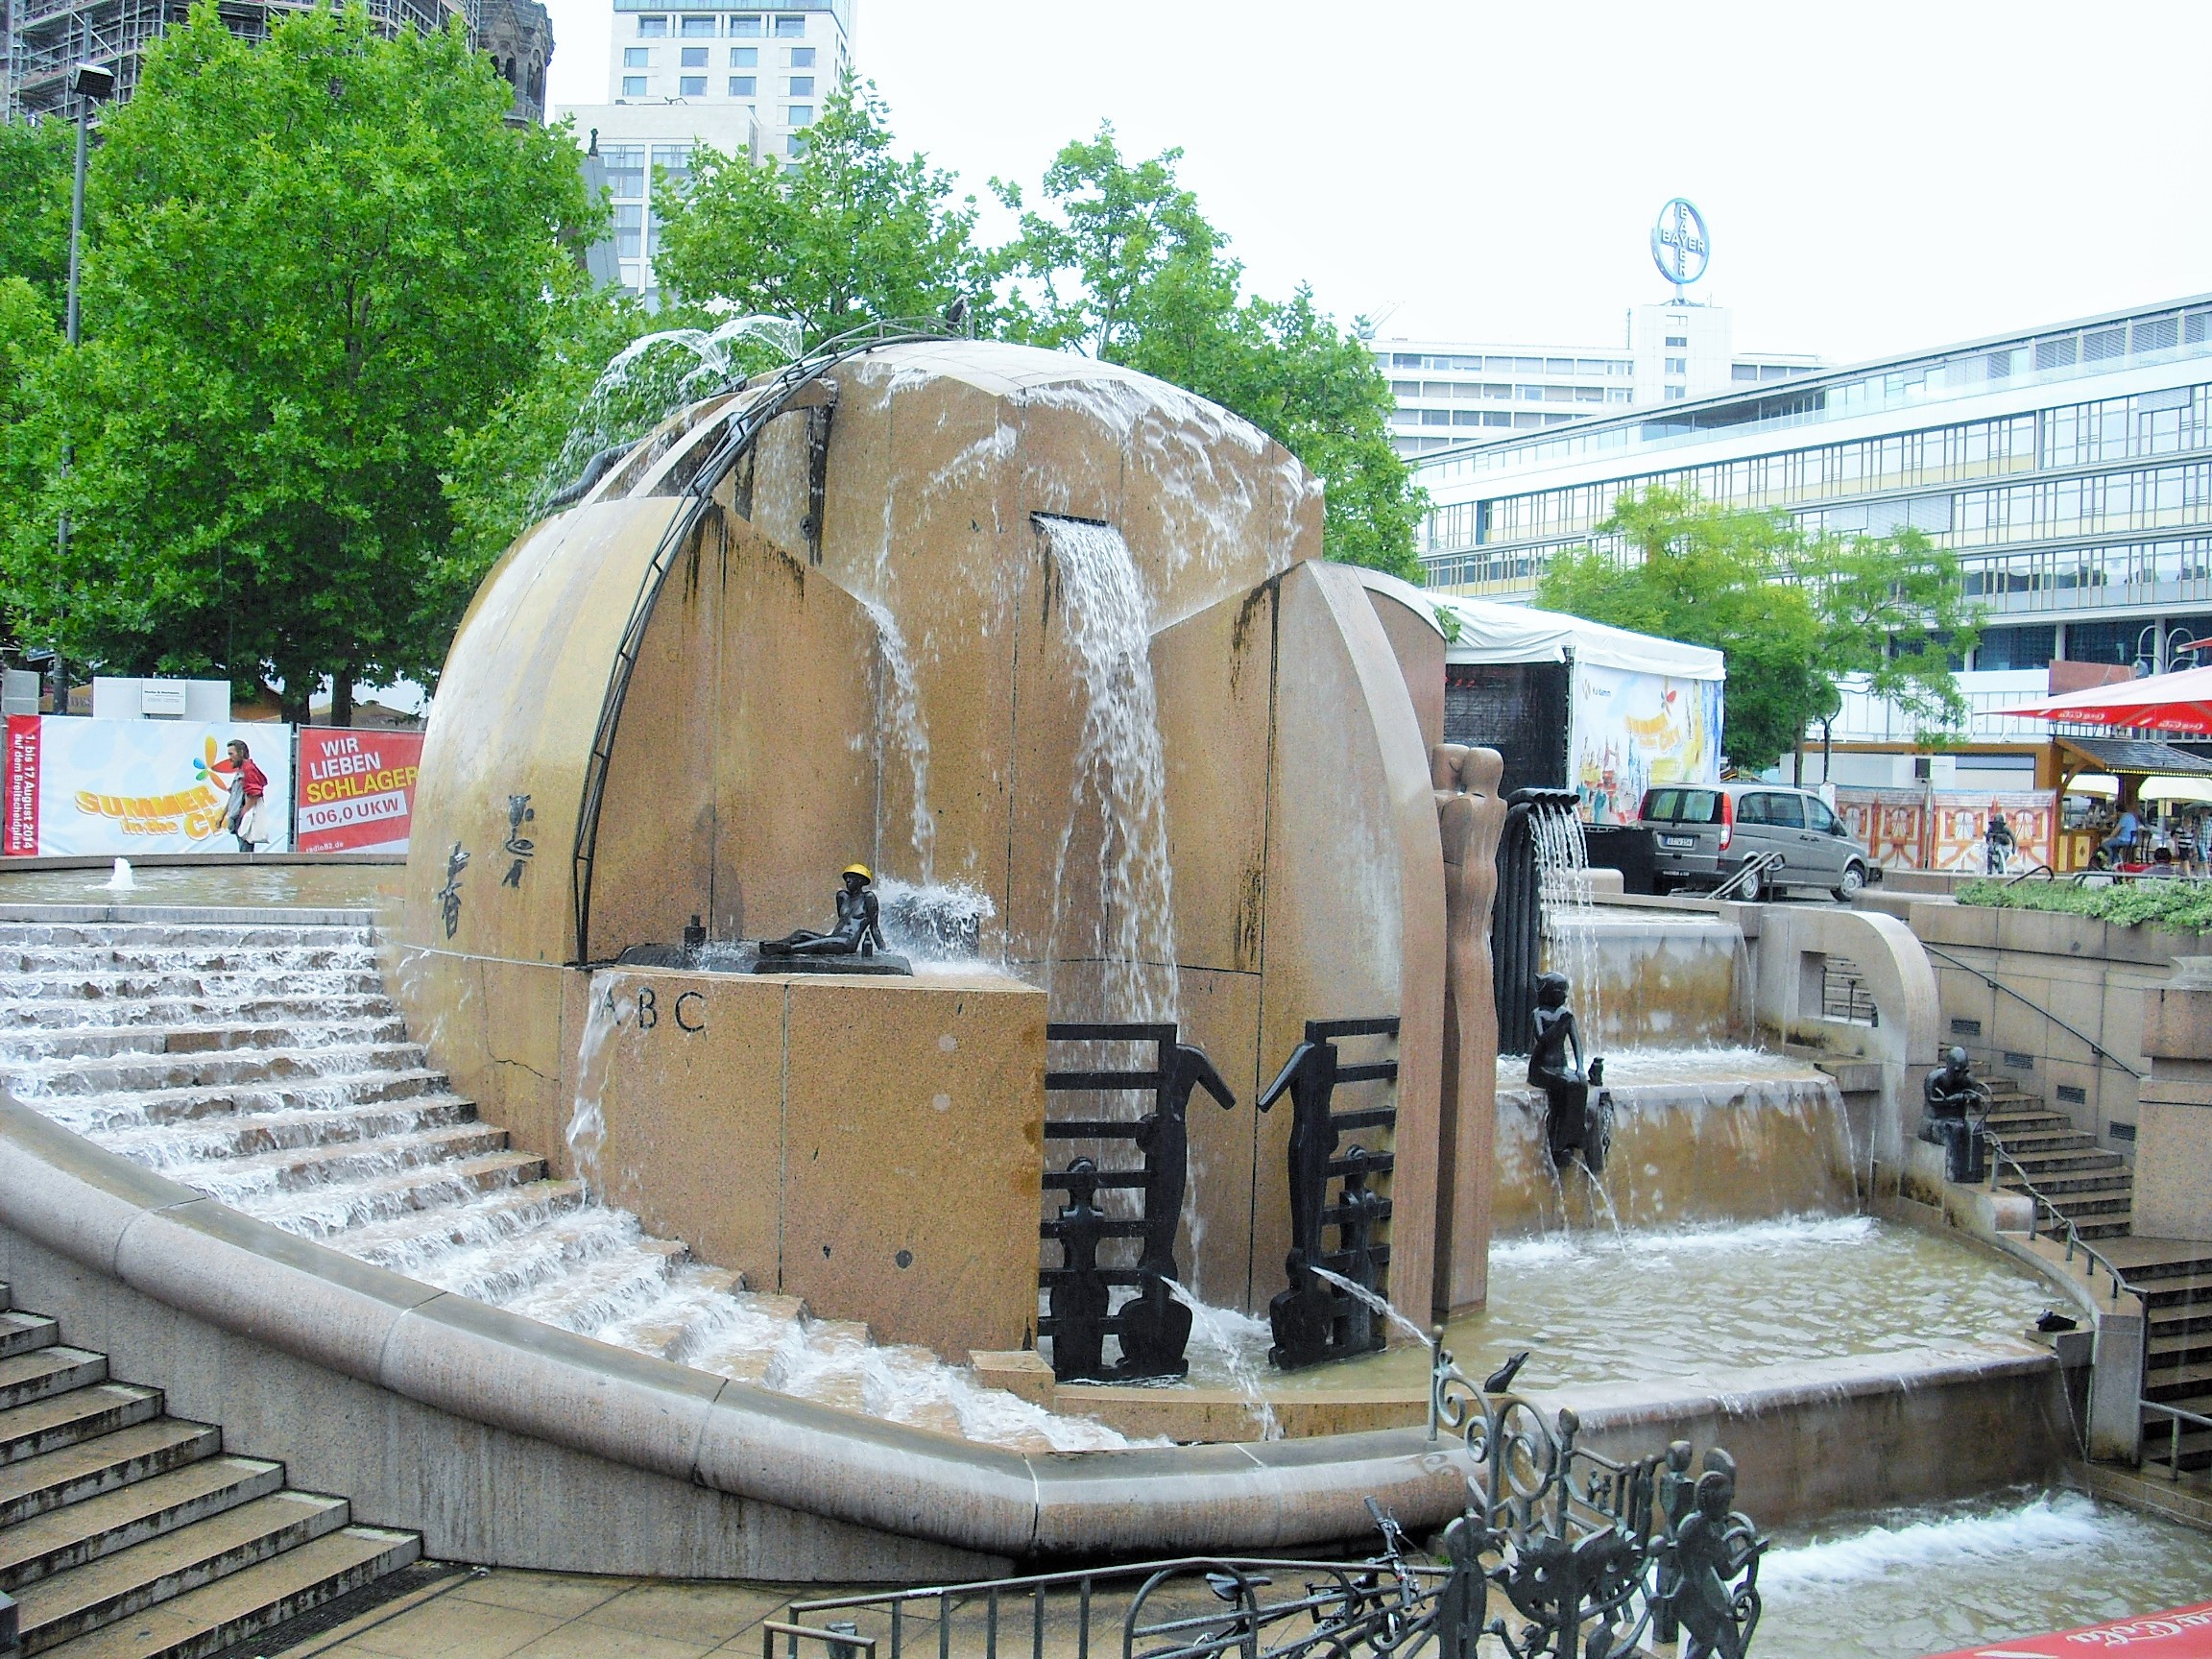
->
[565,318,962,966]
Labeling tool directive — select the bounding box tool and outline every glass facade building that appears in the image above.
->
[1414,294,2212,676]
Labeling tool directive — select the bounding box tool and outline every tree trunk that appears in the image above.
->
[331,673,354,728]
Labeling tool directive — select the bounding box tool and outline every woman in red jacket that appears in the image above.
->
[224,739,269,854]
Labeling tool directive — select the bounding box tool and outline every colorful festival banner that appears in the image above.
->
[1835,788,2057,874]
[1570,661,1724,826]
[12,719,293,855]
[295,728,422,854]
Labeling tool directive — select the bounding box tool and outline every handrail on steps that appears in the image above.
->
[1981,1126,2135,1306]
[1710,850,1783,902]
[2143,1401,2212,1482]
[1920,942,2145,1081]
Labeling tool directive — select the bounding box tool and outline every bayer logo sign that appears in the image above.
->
[1650,198,1711,289]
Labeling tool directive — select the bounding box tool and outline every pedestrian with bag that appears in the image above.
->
[225,739,269,853]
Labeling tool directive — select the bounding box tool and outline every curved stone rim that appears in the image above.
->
[0,1092,1472,1558]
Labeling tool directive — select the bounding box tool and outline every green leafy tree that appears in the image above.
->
[0,118,74,314]
[3,2,591,719]
[1539,486,1980,772]
[998,128,1423,580]
[653,76,988,341]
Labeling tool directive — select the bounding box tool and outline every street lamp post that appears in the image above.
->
[54,60,113,713]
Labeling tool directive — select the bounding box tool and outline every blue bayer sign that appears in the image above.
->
[1650,199,1711,288]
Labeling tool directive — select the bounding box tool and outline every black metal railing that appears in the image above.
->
[1921,943,2145,1080]
[2143,1400,2212,1482]
[1981,1129,2136,1306]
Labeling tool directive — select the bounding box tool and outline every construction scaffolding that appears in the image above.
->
[4,0,470,122]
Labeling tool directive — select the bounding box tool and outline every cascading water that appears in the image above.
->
[531,312,804,522]
[1033,516,1179,1026]
[1530,805,1603,1044]
[860,598,937,885]
[0,919,1135,1455]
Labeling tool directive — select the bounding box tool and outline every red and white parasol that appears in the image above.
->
[1993,664,2212,735]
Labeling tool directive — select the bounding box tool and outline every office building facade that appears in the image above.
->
[554,0,852,301]
[1378,300,1819,458]
[1414,295,2212,697]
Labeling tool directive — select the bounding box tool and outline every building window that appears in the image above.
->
[786,74,813,95]
[729,74,755,93]
[785,103,812,124]
[1666,335,1688,348]
[729,45,755,64]
[1732,364,1759,382]
[730,12,760,34]
[613,203,642,256]
[774,14,804,35]
[1665,356,1687,374]
[636,14,667,34]
[680,13,714,34]
[786,132,807,155]
[1666,386,1687,400]
[680,45,707,65]
[789,45,814,65]
[604,143,645,198]
[620,74,648,95]
[679,74,706,95]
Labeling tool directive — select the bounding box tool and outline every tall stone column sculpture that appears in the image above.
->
[1432,742,1507,1313]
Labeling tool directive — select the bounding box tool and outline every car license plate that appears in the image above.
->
[1658,834,1695,849]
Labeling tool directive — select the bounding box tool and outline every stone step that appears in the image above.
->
[0,1351,108,1413]
[336,1178,589,1263]
[163,1125,516,1202]
[0,948,373,981]
[2142,1424,2212,1473]
[241,1151,551,1236]
[501,1238,694,1332]
[0,1388,165,1468]
[98,1097,479,1167]
[14,1044,434,1099]
[36,1072,464,1137]
[0,926,368,951]
[1984,1110,2074,1134]
[2144,1353,2212,1391]
[2150,1302,2212,1336]
[0,972,386,1006]
[2076,1216,2134,1241]
[0,1313,61,1362]
[1991,1129,2101,1155]
[12,1489,353,1654]
[0,996,398,1034]
[0,1422,224,1530]
[2119,1249,2212,1283]
[0,1458,286,1593]
[1998,1170,2133,1200]
[2145,1328,2212,1362]
[2140,1272,2212,1307]
[32,1525,419,1659]
[0,1020,410,1063]
[1990,1159,2123,1185]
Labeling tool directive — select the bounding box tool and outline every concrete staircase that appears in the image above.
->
[0,1286,418,1659]
[2115,1238,2212,1479]
[1980,1075,2134,1242]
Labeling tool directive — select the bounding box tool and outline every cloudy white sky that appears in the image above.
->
[543,1,2212,369]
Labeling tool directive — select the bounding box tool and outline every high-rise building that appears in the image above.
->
[1414,291,2212,677]
[1376,300,1821,457]
[552,0,854,303]
[2,0,551,123]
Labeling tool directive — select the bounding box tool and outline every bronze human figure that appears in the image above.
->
[1529,972,1607,1173]
[757,864,887,957]
[1920,1045,1990,1183]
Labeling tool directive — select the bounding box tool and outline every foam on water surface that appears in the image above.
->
[1755,1489,2212,1659]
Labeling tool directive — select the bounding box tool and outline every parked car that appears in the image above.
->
[1639,781,1881,902]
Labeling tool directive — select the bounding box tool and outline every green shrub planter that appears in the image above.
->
[1956,878,2212,934]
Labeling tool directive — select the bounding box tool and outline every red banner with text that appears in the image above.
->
[1923,1599,2212,1657]
[294,728,422,854]
[3,715,37,855]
